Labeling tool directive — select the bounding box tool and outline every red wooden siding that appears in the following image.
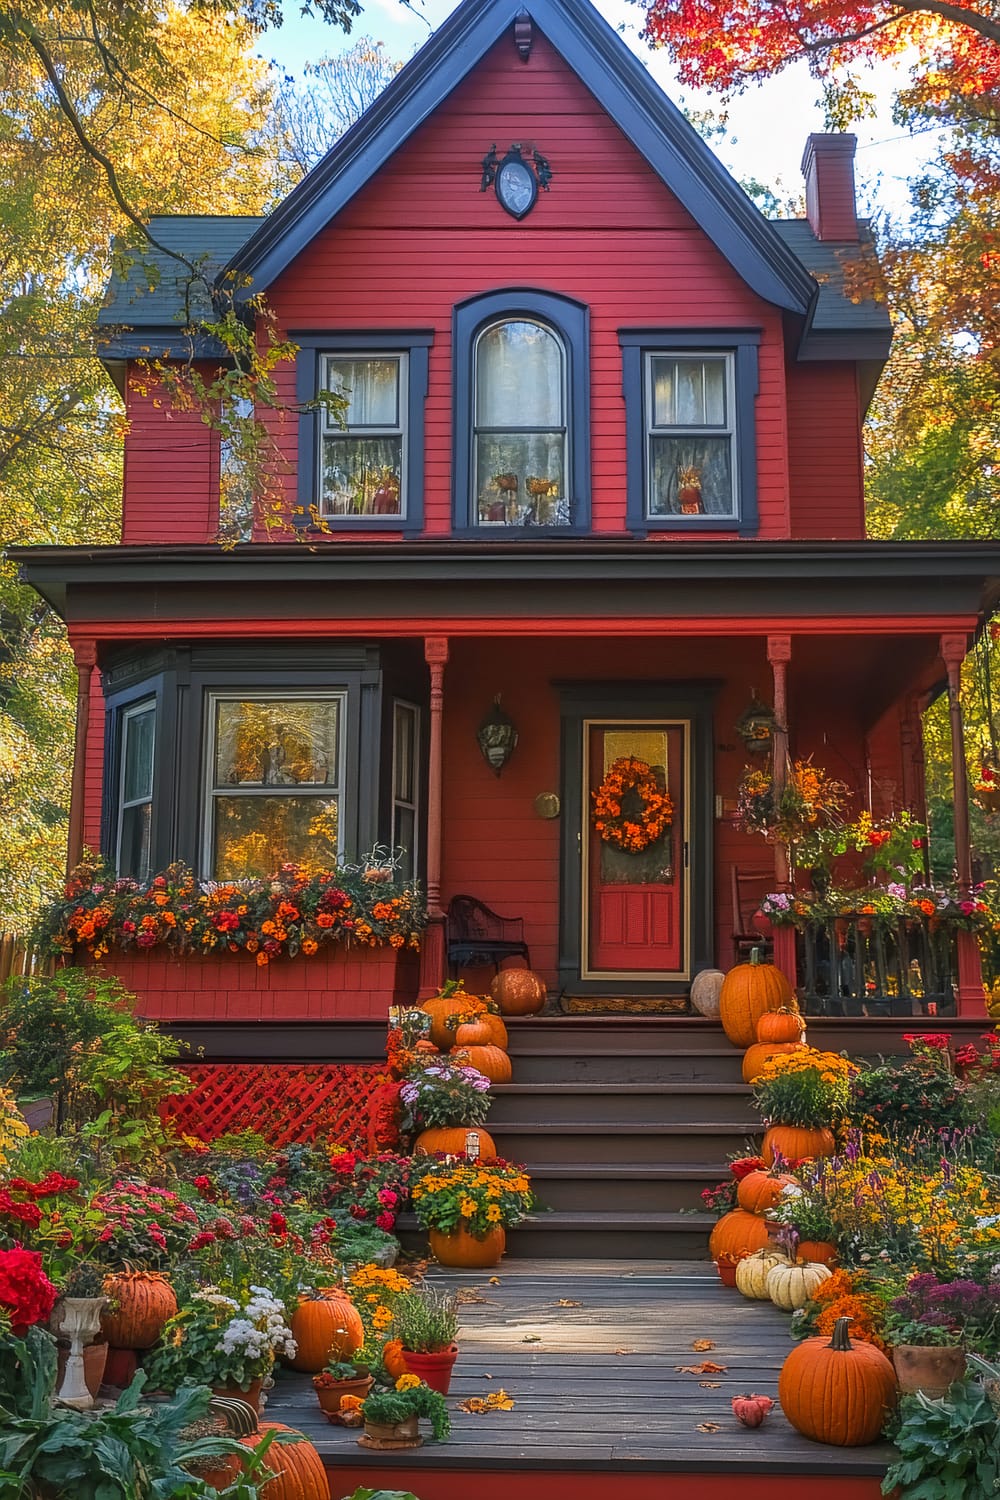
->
[82,670,105,852]
[786,363,864,538]
[122,367,219,544]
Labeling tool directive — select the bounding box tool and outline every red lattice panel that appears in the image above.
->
[161,1063,388,1148]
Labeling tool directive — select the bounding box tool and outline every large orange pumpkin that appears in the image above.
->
[286,1291,364,1373]
[455,1015,508,1048]
[199,1421,329,1495]
[414,1125,497,1159]
[100,1271,177,1350]
[719,948,793,1048]
[708,1208,773,1264]
[451,1043,512,1083]
[420,993,464,1050]
[797,1239,838,1267]
[763,1123,836,1166]
[490,968,546,1016]
[736,1169,796,1215]
[742,1040,805,1083]
[756,1006,805,1045]
[778,1317,897,1446]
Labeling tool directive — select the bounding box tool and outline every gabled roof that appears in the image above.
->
[226,0,818,315]
[99,216,265,330]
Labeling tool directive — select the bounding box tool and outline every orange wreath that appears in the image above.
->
[592,756,674,854]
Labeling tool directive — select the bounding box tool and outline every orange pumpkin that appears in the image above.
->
[455,1015,508,1049]
[736,1169,796,1215]
[719,948,793,1048]
[100,1271,177,1350]
[200,1421,329,1495]
[756,1006,805,1045]
[381,1337,408,1381]
[708,1208,773,1264]
[286,1291,363,1373]
[451,1043,512,1083]
[414,1125,497,1159]
[742,1040,805,1083]
[796,1239,838,1266]
[763,1123,836,1166]
[420,993,463,1050]
[429,1224,506,1268]
[778,1317,897,1446]
[490,968,546,1016]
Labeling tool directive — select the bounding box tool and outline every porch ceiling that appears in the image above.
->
[12,539,1000,634]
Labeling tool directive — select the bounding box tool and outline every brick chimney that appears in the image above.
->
[801,134,859,241]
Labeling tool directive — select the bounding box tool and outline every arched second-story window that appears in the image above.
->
[474,319,567,527]
[453,289,590,534]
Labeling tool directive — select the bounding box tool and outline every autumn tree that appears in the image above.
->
[277,37,403,175]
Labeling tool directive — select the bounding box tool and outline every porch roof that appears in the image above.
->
[12,539,1000,629]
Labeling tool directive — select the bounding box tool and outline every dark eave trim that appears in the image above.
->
[226,0,816,315]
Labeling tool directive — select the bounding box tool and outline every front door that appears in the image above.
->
[583,720,688,979]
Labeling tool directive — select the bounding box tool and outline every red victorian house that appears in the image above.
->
[15,0,1000,1032]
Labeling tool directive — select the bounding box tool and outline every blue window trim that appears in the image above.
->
[619,329,761,536]
[293,331,432,537]
[452,289,590,537]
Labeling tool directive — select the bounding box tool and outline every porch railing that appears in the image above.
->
[797,912,956,1018]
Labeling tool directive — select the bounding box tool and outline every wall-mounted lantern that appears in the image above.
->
[477,695,518,776]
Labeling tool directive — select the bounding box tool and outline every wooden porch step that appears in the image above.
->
[489,1082,757,1126]
[506,1210,717,1260]
[506,1047,745,1083]
[486,1120,760,1165]
[527,1162,728,1214]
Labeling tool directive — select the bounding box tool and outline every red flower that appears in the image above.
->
[729,1156,766,1180]
[213,910,240,932]
[375,1211,395,1231]
[192,1175,215,1199]
[0,1192,43,1228]
[188,1231,217,1250]
[269,1211,288,1236]
[0,1247,58,1328]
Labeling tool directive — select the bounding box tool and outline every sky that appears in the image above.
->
[259,0,944,221]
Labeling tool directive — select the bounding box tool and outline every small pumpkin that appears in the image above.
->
[766,1260,832,1312]
[414,1125,497,1159]
[796,1239,838,1267]
[420,993,464,1050]
[719,948,794,1048]
[450,1043,512,1083]
[763,1124,836,1166]
[756,1006,805,1045]
[381,1338,407,1381]
[286,1290,364,1373]
[690,968,725,1019]
[455,1015,508,1049]
[736,1169,796,1215]
[708,1208,772,1264]
[732,1393,775,1428]
[490,967,546,1016]
[735,1249,791,1301]
[777,1316,897,1446]
[200,1420,329,1495]
[100,1270,177,1350]
[742,1040,805,1083]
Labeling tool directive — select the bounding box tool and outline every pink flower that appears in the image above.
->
[375,1211,395,1231]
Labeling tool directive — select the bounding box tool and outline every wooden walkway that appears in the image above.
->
[266,1261,894,1499]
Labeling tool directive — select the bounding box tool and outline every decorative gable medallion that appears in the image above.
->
[481,143,552,220]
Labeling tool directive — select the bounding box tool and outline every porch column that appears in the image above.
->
[767,634,797,987]
[418,635,449,999]
[940,633,986,1017]
[67,639,97,873]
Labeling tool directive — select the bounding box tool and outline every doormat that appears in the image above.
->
[559,996,690,1015]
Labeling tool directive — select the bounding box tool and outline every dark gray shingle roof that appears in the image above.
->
[98,215,265,328]
[773,219,891,334]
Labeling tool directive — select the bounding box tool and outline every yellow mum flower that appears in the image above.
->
[396,1373,422,1391]
[486,1204,501,1222]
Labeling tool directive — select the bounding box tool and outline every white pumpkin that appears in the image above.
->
[766,1260,832,1311]
[735,1249,792,1301]
[690,968,725,1019]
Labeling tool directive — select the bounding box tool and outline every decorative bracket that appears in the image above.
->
[514,9,533,61]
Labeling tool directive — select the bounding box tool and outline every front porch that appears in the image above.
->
[266,1259,891,1498]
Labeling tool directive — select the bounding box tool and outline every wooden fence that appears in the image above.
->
[0,932,55,986]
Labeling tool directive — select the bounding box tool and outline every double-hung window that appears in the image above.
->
[620,330,760,534]
[205,693,344,879]
[116,700,156,881]
[294,334,432,534]
[391,700,420,879]
[473,319,569,527]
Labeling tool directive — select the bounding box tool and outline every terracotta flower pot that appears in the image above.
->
[401,1343,459,1395]
[314,1373,373,1422]
[359,1413,422,1450]
[715,1259,739,1287]
[103,1346,138,1388]
[212,1379,264,1414]
[893,1344,966,1399]
[428,1224,505,1268]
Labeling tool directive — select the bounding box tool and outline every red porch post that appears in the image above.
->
[940,633,986,1018]
[67,639,97,873]
[767,635,797,987]
[418,635,449,999]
